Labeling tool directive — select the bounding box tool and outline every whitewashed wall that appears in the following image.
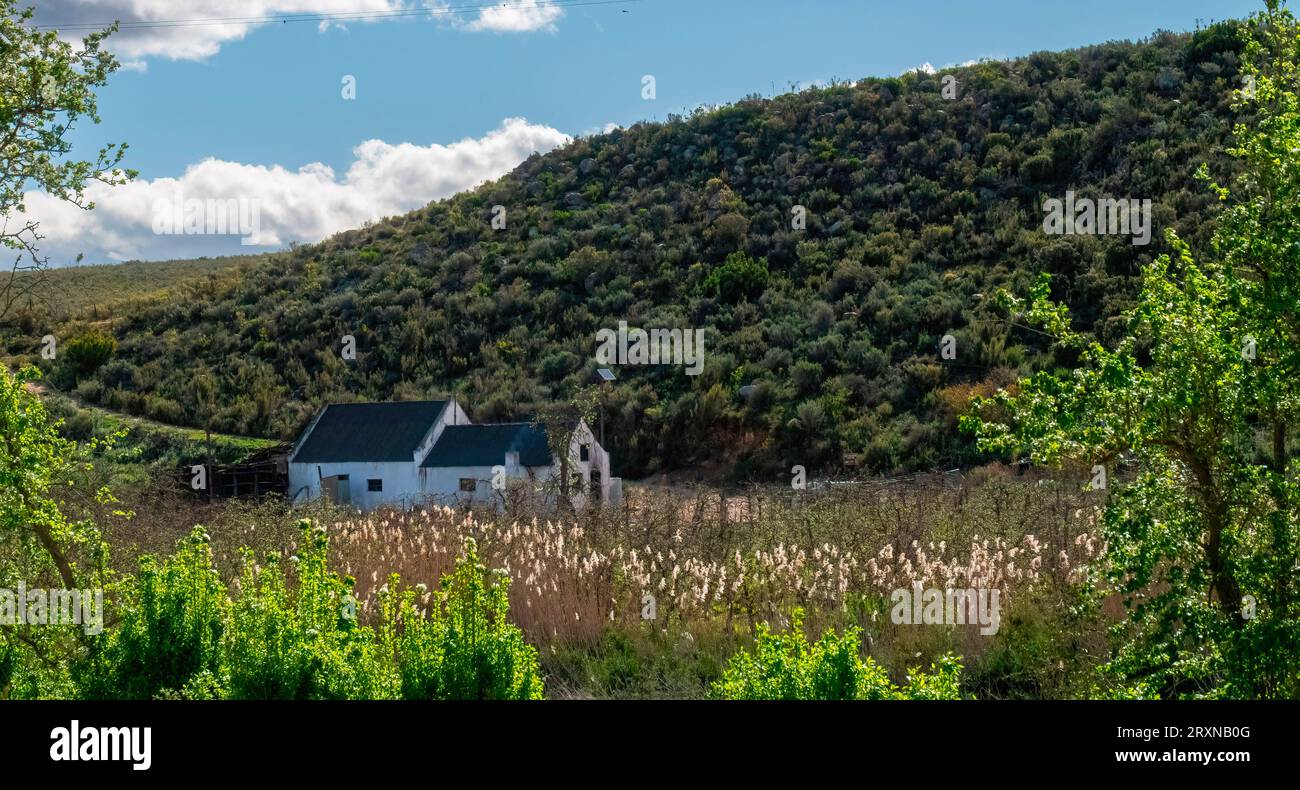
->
[288,460,426,510]
[567,420,612,507]
[419,464,525,506]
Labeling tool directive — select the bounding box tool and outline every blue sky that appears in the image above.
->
[23,0,1263,264]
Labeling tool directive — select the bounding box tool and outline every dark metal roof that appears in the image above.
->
[421,423,551,468]
[291,401,447,463]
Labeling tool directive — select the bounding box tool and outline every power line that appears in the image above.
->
[36,0,641,32]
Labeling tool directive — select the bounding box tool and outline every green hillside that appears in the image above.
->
[1,22,1252,480]
[2,255,249,326]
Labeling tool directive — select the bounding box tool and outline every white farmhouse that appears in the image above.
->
[286,399,617,511]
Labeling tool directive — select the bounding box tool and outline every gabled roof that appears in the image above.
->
[421,423,551,468]
[292,401,447,464]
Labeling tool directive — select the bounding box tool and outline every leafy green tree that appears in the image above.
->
[965,1,1300,699]
[0,1,132,319]
[0,364,112,697]
[0,365,105,590]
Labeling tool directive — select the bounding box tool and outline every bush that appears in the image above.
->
[66,522,546,700]
[703,251,769,303]
[224,521,387,699]
[76,528,227,700]
[380,539,544,700]
[713,610,964,700]
[62,330,116,381]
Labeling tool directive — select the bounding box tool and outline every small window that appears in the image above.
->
[337,474,350,481]
[459,477,477,492]
[367,479,383,492]
[580,444,591,462]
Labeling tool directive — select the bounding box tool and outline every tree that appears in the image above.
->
[0,2,132,320]
[964,2,1300,698]
[0,366,94,589]
[533,385,599,512]
[0,365,112,696]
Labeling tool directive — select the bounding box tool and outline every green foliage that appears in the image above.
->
[0,365,116,697]
[0,0,132,322]
[963,585,1109,699]
[61,329,116,382]
[75,528,226,700]
[38,385,280,469]
[703,251,770,303]
[380,539,543,700]
[964,2,1300,699]
[0,365,107,591]
[56,522,545,700]
[713,609,963,700]
[223,521,385,699]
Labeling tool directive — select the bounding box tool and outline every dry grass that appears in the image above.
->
[316,464,1106,653]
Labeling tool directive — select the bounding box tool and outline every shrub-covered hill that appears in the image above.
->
[0,255,249,331]
[18,23,1253,480]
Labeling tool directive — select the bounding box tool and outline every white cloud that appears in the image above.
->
[32,1,399,62]
[32,0,566,62]
[16,118,571,264]
[460,0,564,33]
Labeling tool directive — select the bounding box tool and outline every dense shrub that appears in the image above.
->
[380,539,544,700]
[703,251,770,303]
[75,529,226,700]
[58,330,116,385]
[69,523,543,699]
[713,610,963,700]
[223,522,385,699]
